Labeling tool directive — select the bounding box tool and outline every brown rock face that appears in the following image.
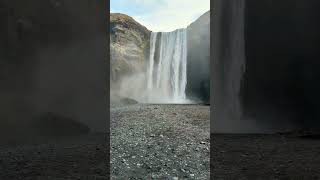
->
[110,13,150,88]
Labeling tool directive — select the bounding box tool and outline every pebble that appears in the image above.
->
[111,104,209,178]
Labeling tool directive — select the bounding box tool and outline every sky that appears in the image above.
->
[110,0,210,32]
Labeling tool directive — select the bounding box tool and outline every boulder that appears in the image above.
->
[32,112,90,136]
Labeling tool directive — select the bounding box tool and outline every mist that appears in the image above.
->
[213,0,320,133]
[0,0,107,139]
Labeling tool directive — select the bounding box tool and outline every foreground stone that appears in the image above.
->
[111,104,210,179]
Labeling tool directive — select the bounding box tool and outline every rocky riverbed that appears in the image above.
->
[111,104,210,179]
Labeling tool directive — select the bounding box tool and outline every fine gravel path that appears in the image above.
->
[212,134,320,179]
[0,133,108,179]
[111,104,210,179]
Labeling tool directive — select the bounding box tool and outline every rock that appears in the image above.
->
[121,97,138,105]
[110,13,150,86]
[186,11,210,102]
[32,112,90,136]
[278,128,320,139]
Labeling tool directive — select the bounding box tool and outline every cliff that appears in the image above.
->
[110,13,150,88]
[187,11,210,103]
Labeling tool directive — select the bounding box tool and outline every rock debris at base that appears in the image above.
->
[0,134,108,179]
[111,104,210,179]
[213,134,320,179]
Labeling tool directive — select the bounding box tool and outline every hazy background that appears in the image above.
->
[0,0,107,138]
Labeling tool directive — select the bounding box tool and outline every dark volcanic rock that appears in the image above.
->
[120,97,139,105]
[0,133,108,179]
[32,112,90,136]
[110,93,139,105]
[213,134,320,179]
[111,104,209,179]
[187,11,210,103]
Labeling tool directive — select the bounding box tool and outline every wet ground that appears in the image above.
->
[111,104,210,179]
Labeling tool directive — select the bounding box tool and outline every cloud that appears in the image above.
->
[110,0,210,32]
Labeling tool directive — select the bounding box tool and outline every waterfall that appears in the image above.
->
[212,0,247,132]
[147,28,188,103]
[147,32,157,90]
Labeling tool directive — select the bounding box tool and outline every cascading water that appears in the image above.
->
[147,28,188,103]
[147,32,157,90]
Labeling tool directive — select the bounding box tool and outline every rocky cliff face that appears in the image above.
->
[187,11,210,103]
[110,13,150,89]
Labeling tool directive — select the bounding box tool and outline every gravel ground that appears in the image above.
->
[111,104,210,179]
[0,133,108,179]
[212,134,320,179]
